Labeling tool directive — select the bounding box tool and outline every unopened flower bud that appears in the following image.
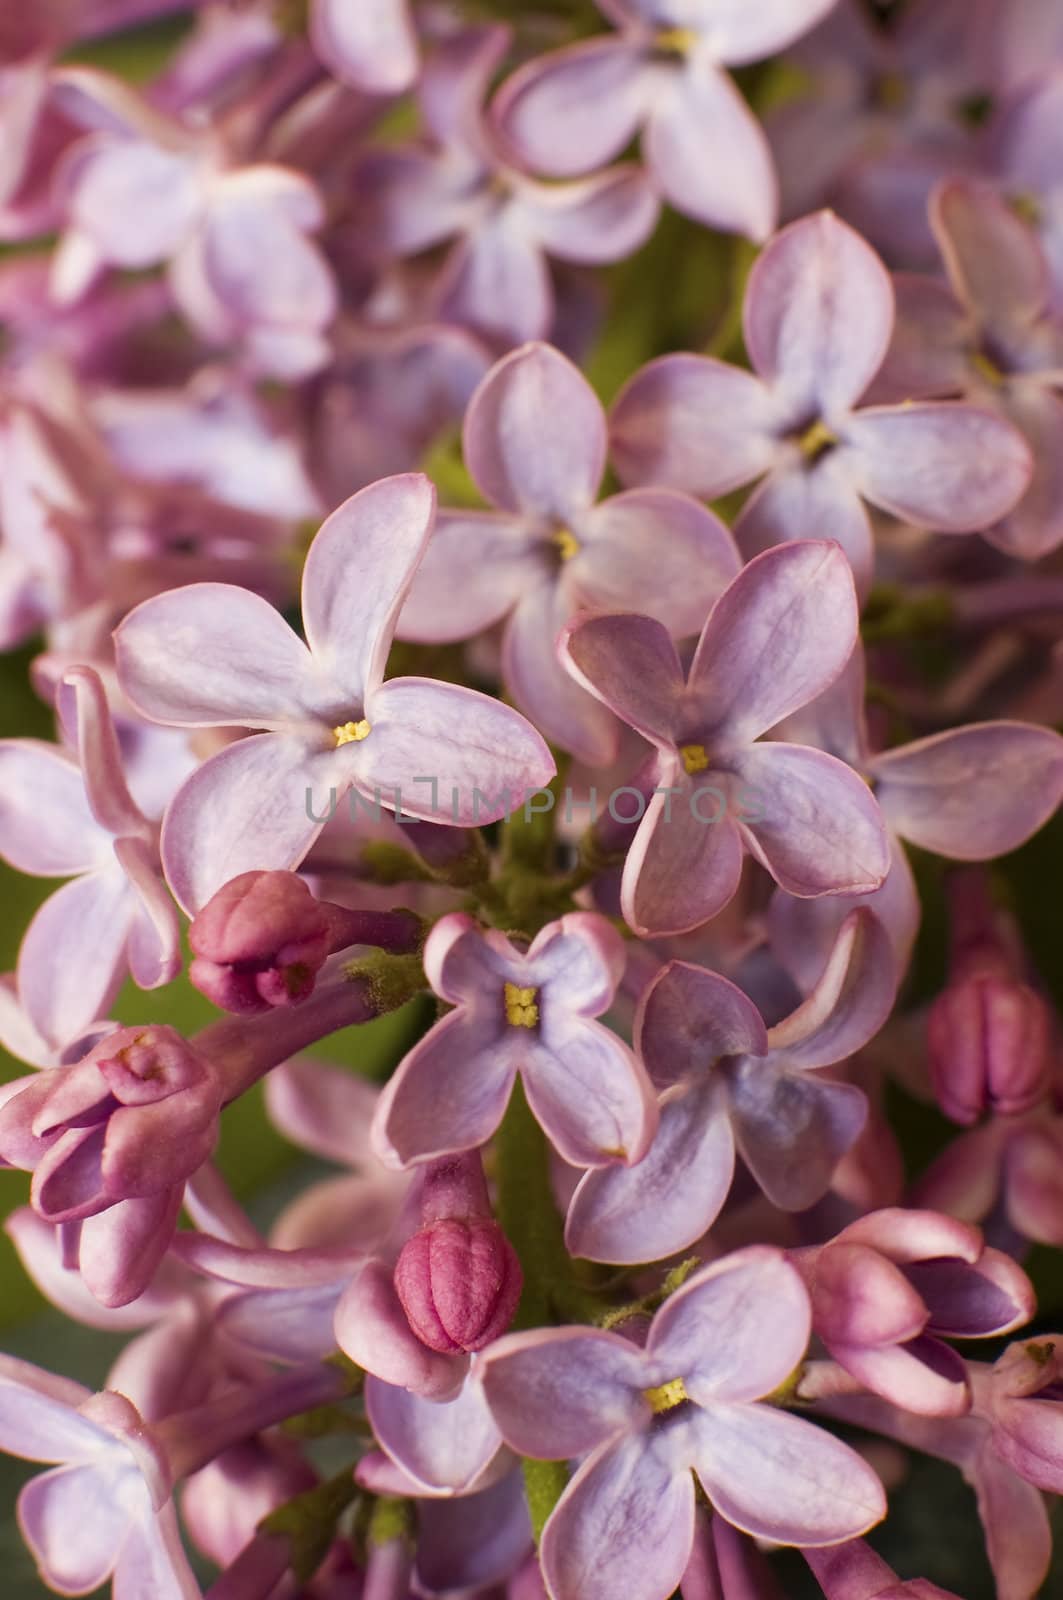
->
[190,871,341,1013]
[928,974,1051,1126]
[394,1217,522,1354]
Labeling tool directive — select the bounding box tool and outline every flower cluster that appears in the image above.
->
[2,4,1063,1599]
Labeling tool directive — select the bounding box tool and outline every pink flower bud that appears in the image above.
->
[190,870,352,1013]
[393,1217,522,1354]
[928,974,1051,1126]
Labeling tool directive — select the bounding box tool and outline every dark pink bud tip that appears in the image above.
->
[189,871,336,1014]
[928,975,1051,1126]
[393,1217,523,1354]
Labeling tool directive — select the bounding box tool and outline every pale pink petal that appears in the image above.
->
[504,583,621,768]
[523,1019,658,1166]
[371,1010,517,1168]
[435,216,554,348]
[516,166,659,265]
[365,1372,502,1494]
[702,0,842,64]
[481,1327,645,1459]
[734,460,876,601]
[561,613,685,749]
[398,511,545,643]
[17,868,134,1046]
[491,36,651,178]
[766,908,897,1069]
[0,1355,96,1459]
[646,62,776,239]
[18,1463,131,1591]
[622,787,746,938]
[0,741,104,874]
[310,0,418,94]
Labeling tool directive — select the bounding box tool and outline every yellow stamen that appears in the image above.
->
[644,1377,688,1414]
[1010,191,1042,228]
[872,71,907,111]
[553,527,580,562]
[970,350,1005,387]
[333,720,371,746]
[504,983,539,1028]
[679,743,709,775]
[798,419,838,461]
[655,27,697,55]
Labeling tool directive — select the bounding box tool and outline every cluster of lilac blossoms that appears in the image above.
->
[5,3,1063,1599]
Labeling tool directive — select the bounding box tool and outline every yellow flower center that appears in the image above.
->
[970,349,1005,387]
[655,27,697,55]
[1009,191,1042,227]
[333,720,371,746]
[553,527,580,562]
[504,983,540,1028]
[679,743,709,775]
[872,71,908,111]
[644,1377,688,1414]
[798,419,838,461]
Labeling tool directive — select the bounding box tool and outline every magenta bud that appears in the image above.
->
[189,871,341,1014]
[393,1217,523,1354]
[927,974,1051,1126]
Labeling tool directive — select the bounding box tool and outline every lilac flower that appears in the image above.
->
[481,1249,887,1600]
[767,650,1063,991]
[50,67,337,377]
[372,911,658,1170]
[309,0,418,95]
[0,1355,198,1599]
[609,212,1033,595]
[989,71,1063,306]
[913,1105,1063,1253]
[356,25,659,348]
[0,665,180,1048]
[114,473,554,912]
[562,540,890,936]
[566,909,894,1264]
[398,340,739,763]
[874,179,1063,559]
[492,0,840,239]
[795,1209,1035,1417]
[766,0,988,266]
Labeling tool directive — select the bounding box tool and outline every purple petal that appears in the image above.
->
[905,1254,1035,1339]
[491,36,650,178]
[505,584,621,767]
[463,341,605,518]
[733,743,890,898]
[356,676,555,826]
[541,1431,695,1600]
[971,1441,1053,1600]
[574,489,741,638]
[398,512,544,643]
[690,542,860,747]
[931,178,1050,330]
[357,146,477,257]
[728,1061,868,1210]
[562,613,685,748]
[302,473,436,702]
[78,1188,185,1308]
[565,1086,735,1264]
[481,1327,645,1459]
[435,219,553,348]
[199,166,335,330]
[527,912,627,1017]
[518,166,659,266]
[844,404,1033,530]
[609,354,780,496]
[650,1247,810,1403]
[111,1502,201,1600]
[868,722,1063,859]
[17,869,133,1047]
[734,463,876,601]
[989,384,1063,561]
[310,0,417,94]
[66,138,200,268]
[703,0,841,63]
[334,1260,465,1399]
[744,211,893,416]
[159,732,324,914]
[115,837,181,992]
[830,1336,970,1418]
[416,1470,533,1593]
[646,62,776,239]
[264,1057,382,1170]
[5,1209,180,1331]
[0,1355,97,1460]
[371,1011,516,1169]
[366,1372,502,1494]
[766,908,897,1070]
[58,668,147,841]
[217,1282,348,1363]
[690,1404,885,1544]
[115,583,314,729]
[874,273,970,401]
[637,962,768,1089]
[812,1244,928,1348]
[523,1019,657,1166]
[622,789,746,938]
[18,1463,131,1592]
[0,741,102,875]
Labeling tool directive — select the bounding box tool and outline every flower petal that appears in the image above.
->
[701,0,841,64]
[844,404,1033,531]
[565,1086,735,1264]
[868,723,1063,859]
[481,1327,645,1459]
[637,961,768,1089]
[0,1355,96,1460]
[650,1247,811,1403]
[734,743,890,898]
[398,511,544,643]
[523,1019,658,1166]
[310,0,418,94]
[517,165,659,265]
[734,462,876,602]
[357,676,555,826]
[264,1057,382,1170]
[505,582,620,767]
[334,1260,465,1399]
[0,741,103,875]
[66,137,201,267]
[160,732,325,914]
[765,908,897,1070]
[689,542,860,747]
[621,787,746,938]
[646,62,776,240]
[540,1431,695,1600]
[302,473,437,702]
[743,211,893,416]
[689,1403,886,1544]
[931,178,1050,330]
[491,36,650,177]
[463,341,605,518]
[609,354,780,496]
[561,612,685,749]
[366,1372,502,1494]
[371,1010,516,1169]
[17,869,134,1048]
[18,1462,130,1592]
[727,1060,868,1210]
[435,219,553,348]
[115,583,314,729]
